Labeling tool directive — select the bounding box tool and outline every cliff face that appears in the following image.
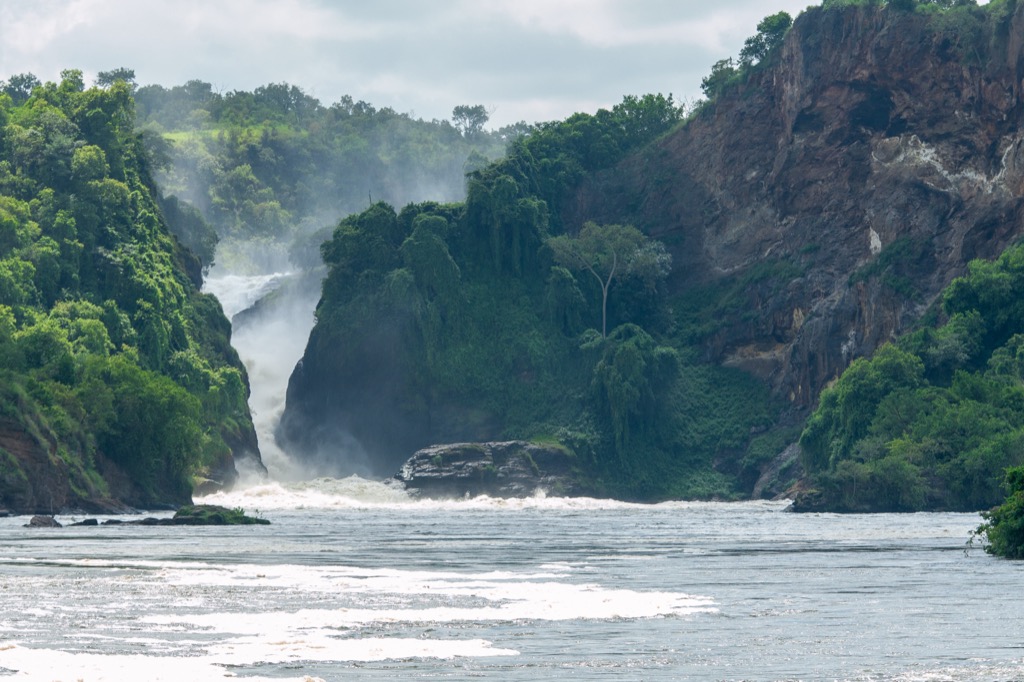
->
[572,3,1024,408]
[279,3,1024,495]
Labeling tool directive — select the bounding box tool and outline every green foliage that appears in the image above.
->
[974,466,1024,559]
[801,241,1024,511]
[173,504,270,525]
[452,104,489,138]
[673,258,803,343]
[548,222,670,337]
[739,12,793,66]
[698,12,792,104]
[591,324,678,457]
[310,175,767,499]
[0,70,255,508]
[701,59,741,99]
[133,81,520,270]
[471,94,683,235]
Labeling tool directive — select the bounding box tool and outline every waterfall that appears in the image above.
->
[202,263,323,482]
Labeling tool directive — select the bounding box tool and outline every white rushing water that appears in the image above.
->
[1,490,1020,681]
[202,267,321,481]
[3,275,1019,680]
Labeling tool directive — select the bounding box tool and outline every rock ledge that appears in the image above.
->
[392,441,581,499]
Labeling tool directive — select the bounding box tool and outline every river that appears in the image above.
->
[1,483,1020,681]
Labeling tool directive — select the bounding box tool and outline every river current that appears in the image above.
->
[1,483,1021,681]
[3,272,1020,680]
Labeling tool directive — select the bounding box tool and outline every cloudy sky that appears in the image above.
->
[1,0,819,127]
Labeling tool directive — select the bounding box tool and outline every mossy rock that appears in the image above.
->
[171,504,269,525]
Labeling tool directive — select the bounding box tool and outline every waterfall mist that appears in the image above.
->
[202,258,323,483]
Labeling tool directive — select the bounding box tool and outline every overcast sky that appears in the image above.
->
[1,0,821,127]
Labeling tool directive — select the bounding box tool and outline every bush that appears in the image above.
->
[974,466,1024,559]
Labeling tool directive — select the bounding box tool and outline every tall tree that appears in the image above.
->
[96,68,136,89]
[547,222,670,338]
[452,104,489,137]
[1,73,40,105]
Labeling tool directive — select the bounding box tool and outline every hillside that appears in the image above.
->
[0,72,262,513]
[280,0,1024,506]
[134,81,519,273]
[573,0,1024,411]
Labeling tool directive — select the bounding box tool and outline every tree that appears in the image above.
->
[96,68,136,89]
[547,222,670,338]
[452,104,489,137]
[1,73,40,105]
[974,466,1024,559]
[701,58,739,99]
[739,12,793,66]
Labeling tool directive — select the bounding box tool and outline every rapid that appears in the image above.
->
[1,272,1021,681]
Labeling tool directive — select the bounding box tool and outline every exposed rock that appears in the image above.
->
[392,441,582,499]
[165,504,269,525]
[752,443,804,500]
[25,515,62,528]
[33,506,271,527]
[0,416,193,516]
[571,4,1024,409]
[280,4,1024,494]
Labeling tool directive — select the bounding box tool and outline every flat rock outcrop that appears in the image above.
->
[392,441,582,499]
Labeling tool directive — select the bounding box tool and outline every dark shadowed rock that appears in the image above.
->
[25,515,61,528]
[392,441,582,499]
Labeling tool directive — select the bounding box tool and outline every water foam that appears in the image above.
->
[197,477,794,512]
[0,638,512,681]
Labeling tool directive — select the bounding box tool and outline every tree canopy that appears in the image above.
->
[0,69,256,510]
[547,222,670,338]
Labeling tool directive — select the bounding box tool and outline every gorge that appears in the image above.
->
[4,1,1024,526]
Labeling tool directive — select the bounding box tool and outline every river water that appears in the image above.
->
[4,273,1018,680]
[1,482,1020,681]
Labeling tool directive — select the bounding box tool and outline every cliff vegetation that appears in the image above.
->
[283,0,1024,511]
[0,71,258,512]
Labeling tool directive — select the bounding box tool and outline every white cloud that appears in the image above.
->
[0,0,818,127]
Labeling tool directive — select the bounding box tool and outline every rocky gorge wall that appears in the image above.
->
[571,2,1024,408]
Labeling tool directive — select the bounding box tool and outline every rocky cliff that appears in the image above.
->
[279,2,1024,498]
[572,2,1024,408]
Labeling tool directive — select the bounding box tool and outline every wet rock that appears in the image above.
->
[25,515,61,528]
[69,518,99,526]
[392,441,582,499]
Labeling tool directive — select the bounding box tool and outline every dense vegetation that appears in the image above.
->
[974,466,1024,558]
[132,79,523,272]
[799,243,1024,511]
[0,70,255,508]
[284,93,780,499]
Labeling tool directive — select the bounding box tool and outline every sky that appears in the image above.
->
[0,0,821,128]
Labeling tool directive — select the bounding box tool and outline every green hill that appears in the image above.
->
[0,70,260,512]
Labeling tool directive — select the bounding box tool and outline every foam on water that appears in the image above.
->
[0,638,512,681]
[196,476,795,512]
[0,551,710,680]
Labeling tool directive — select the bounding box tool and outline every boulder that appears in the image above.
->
[25,515,62,528]
[392,441,581,499]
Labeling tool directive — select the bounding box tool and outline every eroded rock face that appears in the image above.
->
[392,441,582,499]
[571,4,1024,408]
